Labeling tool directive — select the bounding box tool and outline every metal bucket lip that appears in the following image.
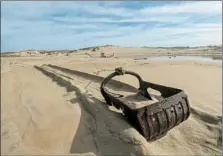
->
[103,85,187,111]
[100,68,188,110]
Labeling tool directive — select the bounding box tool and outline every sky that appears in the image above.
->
[1,1,222,52]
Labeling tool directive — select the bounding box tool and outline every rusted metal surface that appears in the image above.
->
[100,67,191,141]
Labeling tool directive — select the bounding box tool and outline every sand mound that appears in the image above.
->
[33,65,151,155]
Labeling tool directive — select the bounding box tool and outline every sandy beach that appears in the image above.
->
[1,46,222,155]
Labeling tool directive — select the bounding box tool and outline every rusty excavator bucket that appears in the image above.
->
[100,67,191,141]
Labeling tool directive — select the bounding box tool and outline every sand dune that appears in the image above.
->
[2,45,222,59]
[1,46,222,155]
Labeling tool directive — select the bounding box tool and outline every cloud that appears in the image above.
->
[139,1,222,15]
[1,1,222,52]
